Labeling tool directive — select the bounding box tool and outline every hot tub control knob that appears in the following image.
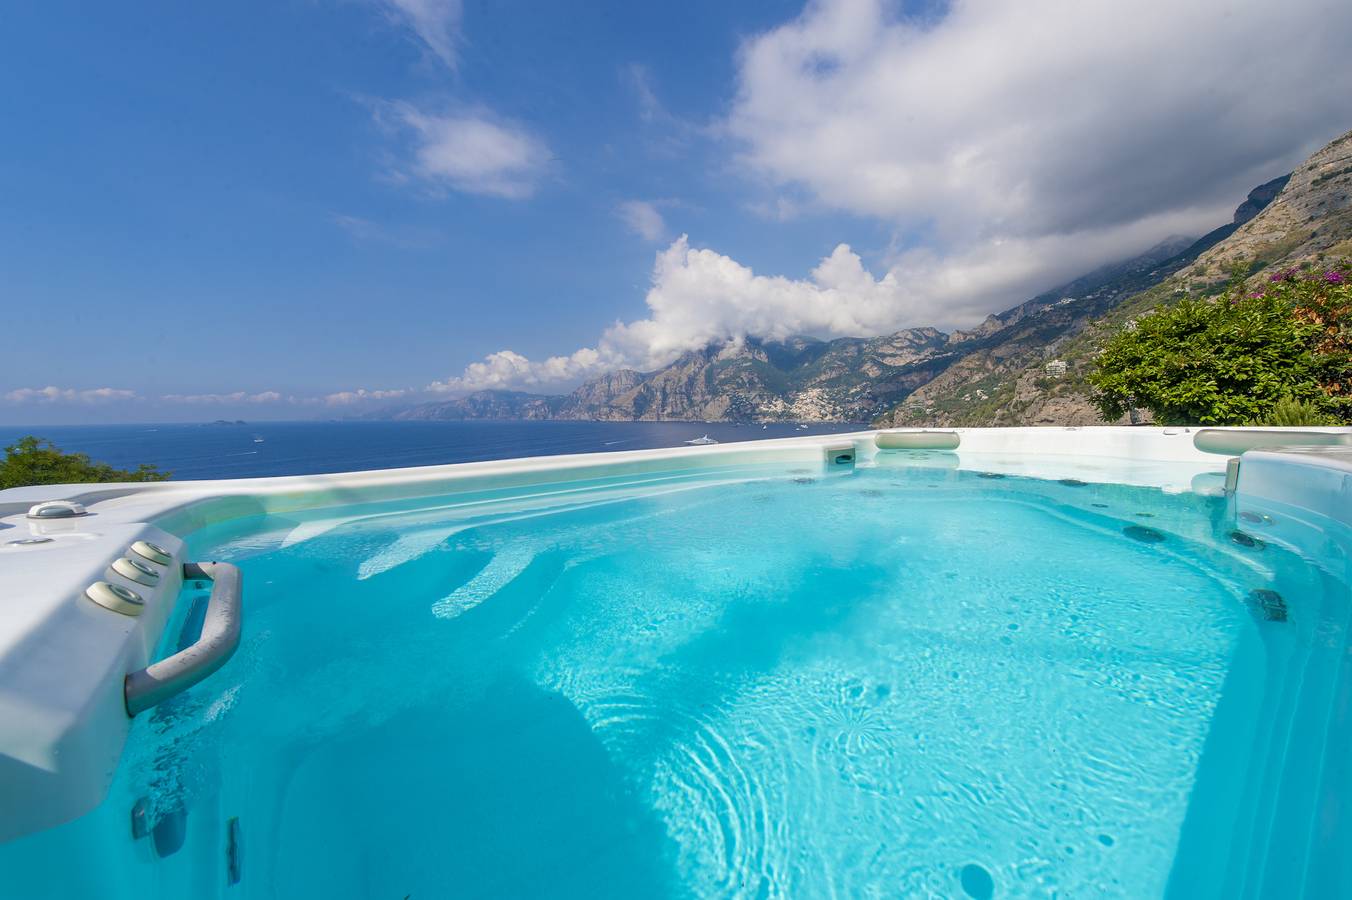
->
[85,581,145,616]
[27,500,87,519]
[111,557,160,586]
[130,540,172,566]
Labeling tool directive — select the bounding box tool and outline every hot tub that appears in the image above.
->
[1,427,1349,898]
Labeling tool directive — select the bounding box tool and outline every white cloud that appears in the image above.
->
[378,102,551,199]
[161,391,288,405]
[434,206,1238,393]
[3,386,137,403]
[324,388,409,405]
[616,200,666,241]
[3,386,412,409]
[437,0,1352,393]
[376,0,462,69]
[622,63,663,123]
[728,0,1352,240]
[363,4,548,201]
[434,233,956,392]
[428,348,604,393]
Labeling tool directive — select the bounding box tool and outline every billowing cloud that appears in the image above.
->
[436,216,1205,392]
[3,386,137,403]
[428,348,605,393]
[375,0,462,69]
[436,235,926,392]
[378,102,550,199]
[728,0,1351,239]
[437,0,1352,393]
[616,200,666,241]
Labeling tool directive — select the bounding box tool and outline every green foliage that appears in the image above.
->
[1088,266,1352,426]
[0,436,170,490]
[1253,397,1339,426]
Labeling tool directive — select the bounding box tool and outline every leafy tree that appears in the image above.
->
[1088,266,1351,425]
[0,436,170,490]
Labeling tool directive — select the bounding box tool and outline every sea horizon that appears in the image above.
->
[0,419,866,482]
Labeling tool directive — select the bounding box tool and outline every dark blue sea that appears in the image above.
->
[0,421,865,481]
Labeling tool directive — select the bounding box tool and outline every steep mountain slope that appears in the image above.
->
[876,129,1351,427]
[392,330,954,423]
[1177,132,1352,283]
[545,330,952,422]
[388,390,562,421]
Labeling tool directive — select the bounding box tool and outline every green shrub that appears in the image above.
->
[1088,266,1351,425]
[1252,397,1339,426]
[0,436,170,490]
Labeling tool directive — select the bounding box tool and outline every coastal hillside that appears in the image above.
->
[385,129,1352,426]
[388,233,1231,425]
[390,329,951,423]
[877,128,1352,427]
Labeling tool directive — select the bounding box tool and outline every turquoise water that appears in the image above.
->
[3,458,1351,898]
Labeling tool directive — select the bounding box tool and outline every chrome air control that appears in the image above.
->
[130,540,172,566]
[85,581,145,616]
[111,557,160,586]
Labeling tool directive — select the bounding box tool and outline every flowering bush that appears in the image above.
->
[1089,265,1351,425]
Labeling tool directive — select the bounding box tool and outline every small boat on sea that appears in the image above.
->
[685,434,718,445]
[253,435,265,443]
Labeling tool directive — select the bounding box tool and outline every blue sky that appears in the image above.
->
[4,0,1350,424]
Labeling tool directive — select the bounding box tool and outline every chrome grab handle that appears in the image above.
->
[124,562,243,717]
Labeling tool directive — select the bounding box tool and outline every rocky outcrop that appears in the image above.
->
[555,369,646,419]
[548,331,954,422]
[1232,175,1293,226]
[1175,133,1352,286]
[386,331,955,423]
[876,128,1352,428]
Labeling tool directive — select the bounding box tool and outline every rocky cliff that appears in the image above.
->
[876,129,1351,427]
[393,330,954,423]
[1177,133,1352,284]
[550,330,952,422]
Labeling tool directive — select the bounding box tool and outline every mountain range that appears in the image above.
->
[379,129,1352,427]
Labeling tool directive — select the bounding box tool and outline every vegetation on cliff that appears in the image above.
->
[1088,267,1351,425]
[0,436,170,490]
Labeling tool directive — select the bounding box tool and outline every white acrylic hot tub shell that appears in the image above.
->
[0,425,1348,843]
